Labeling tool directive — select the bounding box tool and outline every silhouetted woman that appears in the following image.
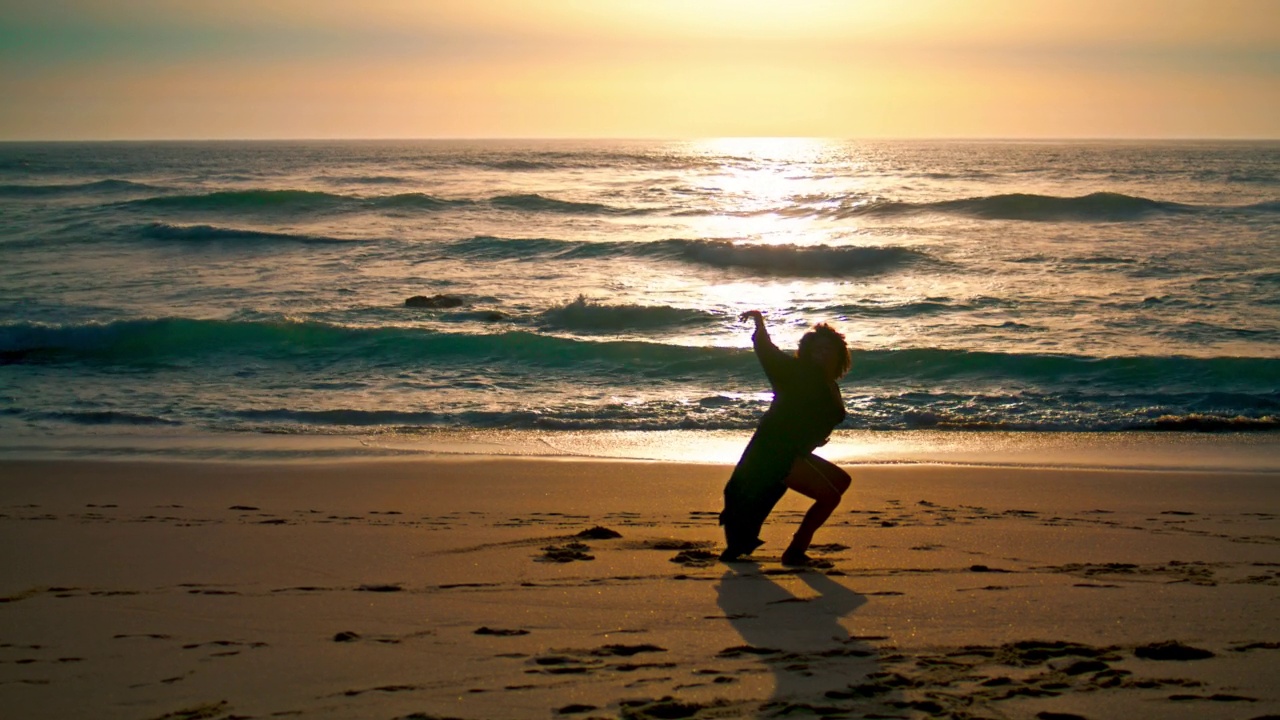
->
[720,310,851,566]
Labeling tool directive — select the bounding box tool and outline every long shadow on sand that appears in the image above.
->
[716,566,888,716]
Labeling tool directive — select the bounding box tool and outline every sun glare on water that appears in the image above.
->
[684,137,853,244]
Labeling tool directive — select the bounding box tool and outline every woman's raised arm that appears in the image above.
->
[738,309,767,339]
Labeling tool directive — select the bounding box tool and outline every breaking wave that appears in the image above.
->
[753,191,1280,223]
[536,296,714,333]
[845,192,1194,221]
[5,318,1275,433]
[129,189,351,212]
[440,236,930,277]
[125,189,636,215]
[4,318,1277,391]
[139,222,357,244]
[489,193,643,214]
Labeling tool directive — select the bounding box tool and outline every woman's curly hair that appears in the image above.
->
[797,322,851,377]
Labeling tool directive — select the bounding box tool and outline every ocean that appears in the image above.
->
[1,139,1277,459]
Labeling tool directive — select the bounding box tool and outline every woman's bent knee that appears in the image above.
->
[831,467,852,495]
[786,455,850,502]
[816,460,851,497]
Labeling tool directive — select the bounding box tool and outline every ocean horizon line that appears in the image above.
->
[2,135,1279,144]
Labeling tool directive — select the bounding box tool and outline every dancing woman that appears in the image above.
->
[720,311,852,566]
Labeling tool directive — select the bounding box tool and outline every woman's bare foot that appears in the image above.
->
[720,536,765,562]
[780,551,833,568]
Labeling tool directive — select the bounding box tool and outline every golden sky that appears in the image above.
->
[2,0,1277,139]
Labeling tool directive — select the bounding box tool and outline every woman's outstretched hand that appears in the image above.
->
[739,310,767,340]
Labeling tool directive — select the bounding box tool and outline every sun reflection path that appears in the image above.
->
[682,137,866,245]
[669,138,918,355]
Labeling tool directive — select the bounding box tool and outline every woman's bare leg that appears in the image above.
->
[781,454,851,564]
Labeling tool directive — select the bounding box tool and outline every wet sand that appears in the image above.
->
[1,458,1277,719]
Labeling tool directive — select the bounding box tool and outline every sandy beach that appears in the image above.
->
[1,455,1277,720]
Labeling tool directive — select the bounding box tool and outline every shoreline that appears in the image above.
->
[2,427,1278,473]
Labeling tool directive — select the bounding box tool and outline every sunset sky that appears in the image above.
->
[2,0,1277,140]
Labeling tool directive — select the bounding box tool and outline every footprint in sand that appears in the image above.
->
[538,542,594,562]
[474,627,530,636]
[670,550,717,567]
